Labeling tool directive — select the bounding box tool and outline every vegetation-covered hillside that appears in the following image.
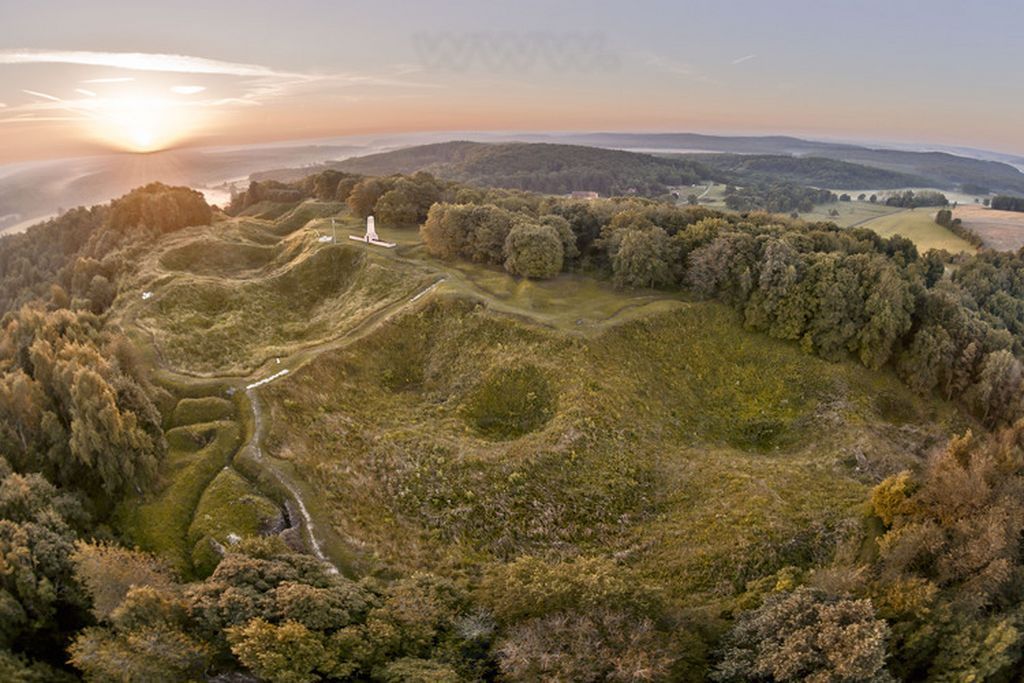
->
[680,153,929,189]
[260,141,717,197]
[5,168,1024,680]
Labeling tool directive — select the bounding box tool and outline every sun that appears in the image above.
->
[87,94,200,153]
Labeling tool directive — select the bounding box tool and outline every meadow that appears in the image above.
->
[955,203,1024,250]
[859,208,977,253]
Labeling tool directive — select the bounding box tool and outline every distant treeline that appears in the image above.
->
[884,189,949,208]
[723,182,836,213]
[992,195,1024,212]
[683,153,929,189]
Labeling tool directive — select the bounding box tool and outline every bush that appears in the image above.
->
[713,587,892,682]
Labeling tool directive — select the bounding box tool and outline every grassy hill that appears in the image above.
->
[112,194,960,610]
[256,141,716,196]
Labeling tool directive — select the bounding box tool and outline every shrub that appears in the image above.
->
[713,587,892,682]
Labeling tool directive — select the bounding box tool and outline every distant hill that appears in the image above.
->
[676,153,929,190]
[260,141,717,197]
[544,133,1024,194]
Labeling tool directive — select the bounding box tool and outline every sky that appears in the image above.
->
[0,0,1022,163]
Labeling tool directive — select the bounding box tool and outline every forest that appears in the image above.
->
[322,141,714,197]
[677,153,928,189]
[4,172,1024,680]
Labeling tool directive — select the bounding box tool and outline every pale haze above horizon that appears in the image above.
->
[1,0,1022,164]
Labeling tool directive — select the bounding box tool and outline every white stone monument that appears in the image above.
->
[349,215,396,248]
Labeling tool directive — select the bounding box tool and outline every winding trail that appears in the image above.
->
[224,276,447,574]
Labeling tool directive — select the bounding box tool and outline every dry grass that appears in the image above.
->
[860,209,977,253]
[954,204,1024,251]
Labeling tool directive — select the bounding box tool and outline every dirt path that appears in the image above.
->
[199,276,445,574]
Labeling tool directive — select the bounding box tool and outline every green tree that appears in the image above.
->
[504,220,564,279]
[228,618,326,683]
[612,227,675,289]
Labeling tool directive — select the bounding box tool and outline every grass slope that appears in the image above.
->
[861,209,977,253]
[113,197,963,614]
[126,202,438,374]
[259,295,958,606]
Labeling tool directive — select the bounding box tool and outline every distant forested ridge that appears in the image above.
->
[548,132,1024,194]
[677,153,929,189]
[256,141,718,197]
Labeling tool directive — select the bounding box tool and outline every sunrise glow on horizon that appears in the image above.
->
[2,0,1023,163]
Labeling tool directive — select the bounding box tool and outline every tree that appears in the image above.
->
[504,221,564,279]
[421,203,516,265]
[612,227,675,289]
[0,461,88,651]
[346,178,391,219]
[713,587,893,682]
[71,542,174,621]
[539,214,579,262]
[228,618,326,683]
[69,587,210,683]
[967,350,1023,426]
[744,239,808,341]
[857,260,914,370]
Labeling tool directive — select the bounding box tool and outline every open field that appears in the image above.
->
[859,208,977,253]
[796,200,901,227]
[954,203,1024,250]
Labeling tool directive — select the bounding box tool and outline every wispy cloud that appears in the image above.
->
[82,76,135,84]
[732,54,757,65]
[0,48,436,133]
[642,52,716,84]
[0,49,295,78]
[22,89,62,102]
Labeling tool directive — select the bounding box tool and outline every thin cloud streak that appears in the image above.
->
[732,54,756,64]
[81,77,135,84]
[642,52,717,84]
[0,49,294,78]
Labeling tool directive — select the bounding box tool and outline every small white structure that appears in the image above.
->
[349,215,395,248]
